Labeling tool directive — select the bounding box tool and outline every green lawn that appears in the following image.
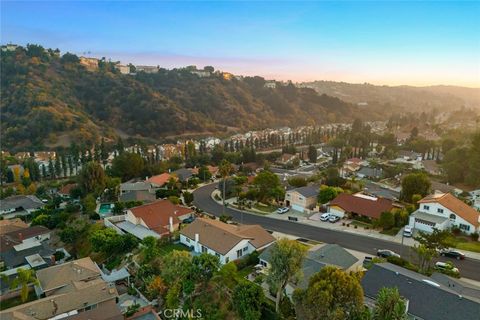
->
[158,243,191,255]
[380,227,400,236]
[350,220,372,229]
[253,203,278,213]
[0,291,36,310]
[446,236,480,253]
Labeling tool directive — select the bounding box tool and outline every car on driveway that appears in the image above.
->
[277,207,290,214]
[377,249,400,259]
[440,249,466,260]
[320,213,330,221]
[328,215,340,223]
[435,261,460,274]
[403,226,413,237]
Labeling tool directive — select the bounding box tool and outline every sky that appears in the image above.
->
[1,1,479,87]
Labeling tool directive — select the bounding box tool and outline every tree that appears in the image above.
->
[192,253,220,283]
[219,160,233,214]
[266,238,307,312]
[400,173,430,203]
[8,268,39,302]
[288,176,307,188]
[413,244,437,274]
[198,166,212,181]
[318,185,342,204]
[293,266,365,320]
[161,250,193,285]
[253,170,284,203]
[233,281,265,320]
[379,211,395,230]
[373,287,408,320]
[78,162,106,196]
[147,275,167,300]
[110,152,145,181]
[308,145,317,163]
[142,236,160,263]
[183,191,194,205]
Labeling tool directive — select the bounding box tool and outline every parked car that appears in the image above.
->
[328,215,340,223]
[277,207,290,214]
[182,216,195,224]
[377,249,400,259]
[320,213,331,221]
[440,249,466,260]
[403,226,413,237]
[435,261,459,273]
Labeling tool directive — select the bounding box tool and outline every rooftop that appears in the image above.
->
[419,193,479,227]
[329,193,394,219]
[289,186,318,198]
[0,195,44,212]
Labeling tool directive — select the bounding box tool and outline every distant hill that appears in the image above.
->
[1,45,391,151]
[304,81,480,112]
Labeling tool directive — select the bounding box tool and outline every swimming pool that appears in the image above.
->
[99,203,113,215]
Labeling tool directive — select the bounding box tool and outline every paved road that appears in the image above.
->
[193,183,480,281]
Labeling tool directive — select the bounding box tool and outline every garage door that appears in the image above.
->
[292,204,304,212]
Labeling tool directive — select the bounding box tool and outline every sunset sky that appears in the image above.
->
[2,1,479,87]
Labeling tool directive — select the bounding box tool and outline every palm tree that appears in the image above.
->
[219,160,233,216]
[373,287,408,320]
[7,268,39,302]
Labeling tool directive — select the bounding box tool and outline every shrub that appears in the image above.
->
[53,250,65,261]
[387,256,419,272]
[452,226,461,236]
[354,225,358,229]
[471,232,479,242]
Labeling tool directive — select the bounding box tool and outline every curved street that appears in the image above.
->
[193,183,480,281]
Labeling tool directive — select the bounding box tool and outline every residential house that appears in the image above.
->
[356,166,383,180]
[342,158,367,176]
[105,200,193,239]
[362,263,480,320]
[0,195,45,218]
[391,150,423,169]
[259,244,359,296]
[0,219,28,235]
[120,181,154,195]
[277,153,298,166]
[264,81,276,88]
[180,218,275,264]
[284,186,318,212]
[58,183,77,199]
[190,165,219,178]
[0,225,53,269]
[119,190,156,203]
[422,160,442,176]
[135,65,159,73]
[430,181,463,196]
[1,258,122,320]
[328,193,395,220]
[470,189,480,210]
[115,64,130,74]
[173,168,193,182]
[191,70,211,78]
[147,173,173,188]
[408,193,480,235]
[127,306,161,320]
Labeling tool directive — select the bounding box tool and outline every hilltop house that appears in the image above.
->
[180,218,275,264]
[408,193,480,235]
[284,186,318,213]
[328,193,395,220]
[105,200,194,239]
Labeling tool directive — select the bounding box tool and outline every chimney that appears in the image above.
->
[18,232,23,242]
[169,216,174,232]
[195,233,199,251]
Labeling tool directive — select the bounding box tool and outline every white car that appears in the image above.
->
[277,207,290,214]
[320,213,331,221]
[403,226,413,237]
[328,215,340,223]
[435,261,459,273]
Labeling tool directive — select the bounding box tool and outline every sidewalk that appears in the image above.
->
[209,191,480,261]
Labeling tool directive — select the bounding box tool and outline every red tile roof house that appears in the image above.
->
[146,173,173,188]
[327,193,395,220]
[104,200,194,240]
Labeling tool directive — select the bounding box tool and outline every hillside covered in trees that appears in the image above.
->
[2,45,391,151]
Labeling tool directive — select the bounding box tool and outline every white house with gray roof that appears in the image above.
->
[284,186,318,212]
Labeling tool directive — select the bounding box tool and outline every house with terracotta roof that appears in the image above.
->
[146,173,173,187]
[327,193,395,220]
[180,218,275,264]
[408,193,480,235]
[58,183,77,199]
[105,200,194,239]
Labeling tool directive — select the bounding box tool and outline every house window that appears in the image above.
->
[215,253,220,258]
[437,208,444,214]
[186,238,190,243]
[202,246,208,253]
[459,224,470,232]
[423,205,430,211]
[243,247,248,252]
[260,260,267,267]
[225,257,229,263]
[237,249,243,258]
[449,214,456,220]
